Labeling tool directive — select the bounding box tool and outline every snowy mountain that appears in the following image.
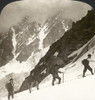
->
[42,14,72,48]
[0,9,95,99]
[0,14,72,67]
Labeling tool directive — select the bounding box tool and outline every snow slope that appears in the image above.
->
[1,46,95,100]
[61,37,95,82]
[2,74,95,100]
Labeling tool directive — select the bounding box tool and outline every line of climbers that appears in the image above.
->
[5,52,95,100]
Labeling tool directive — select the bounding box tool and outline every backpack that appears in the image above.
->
[81,59,89,65]
[47,64,58,74]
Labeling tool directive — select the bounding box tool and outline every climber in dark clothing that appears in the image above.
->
[6,78,14,100]
[28,71,39,93]
[28,75,34,93]
[34,75,39,90]
[48,64,63,86]
[52,64,63,86]
[46,52,63,86]
[82,54,94,77]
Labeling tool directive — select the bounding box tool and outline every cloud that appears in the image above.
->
[0,0,91,33]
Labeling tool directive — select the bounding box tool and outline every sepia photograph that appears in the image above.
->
[0,0,95,100]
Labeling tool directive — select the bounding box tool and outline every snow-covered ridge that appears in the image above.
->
[62,20,69,32]
[26,34,36,45]
[11,27,17,56]
[38,24,49,50]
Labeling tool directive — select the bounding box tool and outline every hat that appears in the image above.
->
[88,54,91,57]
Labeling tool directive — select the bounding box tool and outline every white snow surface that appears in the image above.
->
[62,20,69,32]
[26,34,36,45]
[2,74,95,100]
[11,27,17,56]
[38,24,49,50]
[0,60,32,79]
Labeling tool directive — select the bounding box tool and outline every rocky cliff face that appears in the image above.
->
[43,15,72,48]
[0,30,14,66]
[38,10,95,66]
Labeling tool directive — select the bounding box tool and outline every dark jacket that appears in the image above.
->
[6,82,14,93]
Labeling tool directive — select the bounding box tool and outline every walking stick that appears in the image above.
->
[62,72,64,83]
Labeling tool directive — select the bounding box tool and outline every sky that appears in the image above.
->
[0,0,92,33]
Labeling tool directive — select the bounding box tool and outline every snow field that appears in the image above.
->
[2,74,95,100]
